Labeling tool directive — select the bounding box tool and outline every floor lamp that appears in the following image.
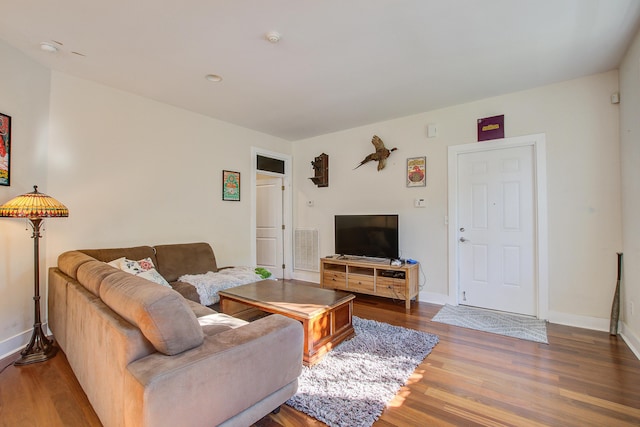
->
[0,185,68,365]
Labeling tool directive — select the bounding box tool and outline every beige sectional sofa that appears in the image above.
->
[48,242,303,427]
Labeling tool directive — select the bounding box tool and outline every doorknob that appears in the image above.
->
[459,237,469,243]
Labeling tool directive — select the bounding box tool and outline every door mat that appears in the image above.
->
[432,304,548,344]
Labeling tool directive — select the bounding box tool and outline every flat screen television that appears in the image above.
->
[334,214,399,260]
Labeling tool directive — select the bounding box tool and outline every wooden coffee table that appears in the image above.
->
[219,281,355,366]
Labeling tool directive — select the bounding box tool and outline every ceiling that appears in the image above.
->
[1,0,639,141]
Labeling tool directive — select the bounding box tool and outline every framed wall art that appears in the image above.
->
[222,170,240,201]
[406,156,426,187]
[477,114,504,141]
[0,112,11,186]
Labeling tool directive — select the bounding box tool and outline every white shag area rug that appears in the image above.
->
[286,316,439,427]
[432,304,548,344]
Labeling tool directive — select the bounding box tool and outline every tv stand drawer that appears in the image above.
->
[347,274,374,293]
[376,277,406,298]
[323,271,346,289]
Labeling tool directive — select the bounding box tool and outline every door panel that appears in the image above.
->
[256,177,283,278]
[458,145,535,316]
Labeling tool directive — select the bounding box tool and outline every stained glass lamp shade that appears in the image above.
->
[0,186,69,218]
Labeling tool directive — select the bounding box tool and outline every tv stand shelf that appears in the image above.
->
[320,257,419,309]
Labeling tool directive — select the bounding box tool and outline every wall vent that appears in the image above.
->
[294,229,319,271]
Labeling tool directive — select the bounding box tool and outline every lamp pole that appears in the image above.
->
[14,217,58,365]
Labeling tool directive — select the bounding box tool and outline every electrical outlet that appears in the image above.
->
[630,301,635,316]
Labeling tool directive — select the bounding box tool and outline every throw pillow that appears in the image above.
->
[137,268,172,287]
[109,256,171,288]
[107,256,126,269]
[121,257,156,275]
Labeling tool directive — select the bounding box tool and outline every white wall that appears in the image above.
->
[45,72,291,269]
[293,71,622,329]
[619,26,640,356]
[0,40,52,358]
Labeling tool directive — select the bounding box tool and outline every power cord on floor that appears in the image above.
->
[0,361,13,376]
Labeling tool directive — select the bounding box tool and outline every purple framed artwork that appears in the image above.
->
[0,112,10,186]
[477,114,504,142]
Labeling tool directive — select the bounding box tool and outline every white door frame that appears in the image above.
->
[251,147,293,279]
[447,134,549,320]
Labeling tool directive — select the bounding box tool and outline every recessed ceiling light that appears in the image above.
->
[265,31,281,44]
[39,42,58,53]
[205,74,223,82]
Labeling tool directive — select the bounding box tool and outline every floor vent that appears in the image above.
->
[294,229,319,271]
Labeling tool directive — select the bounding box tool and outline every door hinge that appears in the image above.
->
[282,264,285,269]
[281,185,285,191]
[281,224,285,230]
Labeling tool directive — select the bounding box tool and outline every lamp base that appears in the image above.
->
[14,324,58,366]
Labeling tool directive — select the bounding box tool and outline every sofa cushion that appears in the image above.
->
[58,251,98,281]
[77,260,121,296]
[81,246,157,267]
[99,270,204,355]
[154,242,218,282]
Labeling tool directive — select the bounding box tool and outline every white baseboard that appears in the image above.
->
[292,270,320,283]
[0,328,30,360]
[420,291,449,306]
[547,310,610,331]
[620,322,640,360]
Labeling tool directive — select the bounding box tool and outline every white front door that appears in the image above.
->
[457,145,536,316]
[256,176,284,279]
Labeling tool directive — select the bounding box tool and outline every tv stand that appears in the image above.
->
[320,257,419,310]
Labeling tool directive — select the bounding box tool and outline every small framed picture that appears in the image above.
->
[406,157,426,187]
[222,170,241,201]
[0,112,11,186]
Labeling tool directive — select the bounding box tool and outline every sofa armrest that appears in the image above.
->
[124,314,303,427]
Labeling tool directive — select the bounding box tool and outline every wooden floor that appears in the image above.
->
[1,282,639,427]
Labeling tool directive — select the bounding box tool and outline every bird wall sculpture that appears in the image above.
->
[354,135,397,171]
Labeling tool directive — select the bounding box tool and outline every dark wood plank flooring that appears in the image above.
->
[1,280,639,426]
